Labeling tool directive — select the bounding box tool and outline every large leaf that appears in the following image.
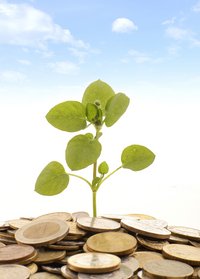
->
[66,134,102,170]
[35,161,69,195]
[46,101,87,132]
[82,80,115,114]
[105,93,130,127]
[121,145,155,171]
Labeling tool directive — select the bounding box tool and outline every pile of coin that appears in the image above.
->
[0,211,200,278]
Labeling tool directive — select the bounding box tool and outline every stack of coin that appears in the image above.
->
[0,211,199,278]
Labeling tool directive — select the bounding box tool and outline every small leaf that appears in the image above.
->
[92,177,101,186]
[121,145,155,171]
[66,134,102,170]
[105,93,130,127]
[82,80,115,114]
[86,103,99,123]
[98,161,109,175]
[35,161,69,195]
[46,101,87,132]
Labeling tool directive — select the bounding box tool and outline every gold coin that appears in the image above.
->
[8,218,32,229]
[136,235,169,251]
[121,256,140,273]
[15,219,69,246]
[163,244,200,266]
[18,250,38,265]
[66,221,87,238]
[77,217,120,232]
[78,264,133,279]
[72,212,90,221]
[61,265,78,278]
[0,244,35,264]
[86,232,137,256]
[121,219,171,240]
[34,248,66,264]
[27,263,38,274]
[35,212,72,222]
[125,214,156,220]
[143,259,194,278]
[132,251,164,269]
[189,240,200,248]
[67,252,121,273]
[30,272,64,278]
[169,235,189,244]
[168,226,200,241]
[0,264,31,279]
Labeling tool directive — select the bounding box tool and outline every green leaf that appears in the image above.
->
[35,161,69,195]
[46,101,87,132]
[98,161,109,175]
[82,80,115,114]
[121,145,155,171]
[66,134,102,170]
[86,103,99,123]
[105,93,130,127]
[92,177,101,187]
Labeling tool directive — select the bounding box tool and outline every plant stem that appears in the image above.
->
[68,173,92,190]
[92,190,97,217]
[96,165,123,191]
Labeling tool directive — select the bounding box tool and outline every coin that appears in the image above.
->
[143,259,194,278]
[41,265,61,275]
[72,212,90,222]
[0,264,31,279]
[125,214,156,220]
[169,235,189,244]
[67,252,121,273]
[189,240,200,248]
[192,267,200,278]
[132,251,164,269]
[163,244,200,266]
[121,256,139,273]
[101,214,138,222]
[34,248,66,264]
[168,226,200,241]
[8,218,32,229]
[27,263,38,274]
[15,219,69,246]
[137,270,150,279]
[198,270,200,278]
[35,212,72,222]
[78,264,133,279]
[66,221,87,238]
[77,217,120,233]
[86,232,137,256]
[141,219,168,228]
[30,272,64,278]
[0,244,36,264]
[136,235,169,251]
[121,219,171,240]
[0,241,6,248]
[61,265,78,278]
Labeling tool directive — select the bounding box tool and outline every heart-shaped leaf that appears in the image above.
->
[46,101,87,132]
[66,134,102,170]
[82,80,115,114]
[98,161,109,175]
[105,93,130,127]
[121,145,155,171]
[35,161,69,195]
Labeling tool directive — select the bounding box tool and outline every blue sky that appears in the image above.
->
[0,0,200,225]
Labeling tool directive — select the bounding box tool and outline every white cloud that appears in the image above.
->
[0,70,26,82]
[165,27,190,40]
[0,0,88,49]
[48,61,79,75]
[192,0,200,12]
[112,17,138,33]
[162,17,176,25]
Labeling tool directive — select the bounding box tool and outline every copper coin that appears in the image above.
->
[132,251,164,269]
[35,212,72,222]
[86,232,137,256]
[77,217,120,232]
[67,252,121,273]
[136,235,169,251]
[0,244,35,263]
[143,259,194,278]
[121,219,171,240]
[15,219,69,246]
[78,264,133,279]
[163,244,200,266]
[168,226,200,241]
[0,264,31,279]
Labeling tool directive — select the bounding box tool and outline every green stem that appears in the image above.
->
[96,165,122,191]
[93,191,97,217]
[68,173,92,190]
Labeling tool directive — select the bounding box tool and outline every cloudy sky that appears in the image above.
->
[0,0,200,227]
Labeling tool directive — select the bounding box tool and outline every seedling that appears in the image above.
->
[35,80,155,217]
